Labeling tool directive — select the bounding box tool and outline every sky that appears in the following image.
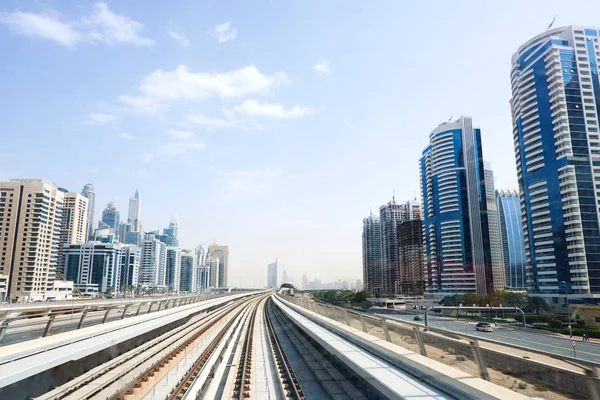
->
[1,1,600,288]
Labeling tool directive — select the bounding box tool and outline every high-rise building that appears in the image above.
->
[58,191,89,269]
[119,245,140,291]
[128,188,142,232]
[497,190,527,288]
[379,199,421,294]
[125,231,142,246]
[0,179,64,301]
[484,162,506,290]
[207,244,228,288]
[282,270,289,283]
[195,245,209,291]
[118,222,134,243]
[101,202,120,232]
[166,247,181,293]
[420,116,494,295]
[362,213,382,295]
[140,235,167,289]
[63,242,121,294]
[180,249,197,292]
[511,26,600,296]
[397,219,425,296]
[81,184,96,242]
[302,274,308,290]
[159,216,179,247]
[267,259,278,288]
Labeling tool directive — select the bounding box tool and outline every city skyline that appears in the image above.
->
[2,1,600,285]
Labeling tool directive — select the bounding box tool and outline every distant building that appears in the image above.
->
[166,247,182,293]
[282,270,289,284]
[81,183,96,242]
[420,116,495,295]
[180,250,196,292]
[140,235,167,289]
[208,244,229,287]
[128,189,142,232]
[356,279,362,290]
[397,219,425,296]
[484,162,506,290]
[125,231,142,246]
[267,259,278,288]
[0,179,64,301]
[101,202,120,231]
[379,199,421,294]
[119,245,140,290]
[497,190,526,288]
[159,216,179,247]
[63,242,121,294]
[362,213,382,295]
[302,274,308,290]
[118,222,134,243]
[58,191,89,268]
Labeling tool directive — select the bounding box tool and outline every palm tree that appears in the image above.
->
[526,296,551,315]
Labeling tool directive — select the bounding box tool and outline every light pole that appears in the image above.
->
[562,280,572,338]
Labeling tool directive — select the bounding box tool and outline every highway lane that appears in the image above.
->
[374,310,600,364]
[0,304,154,347]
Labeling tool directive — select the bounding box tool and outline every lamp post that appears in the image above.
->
[561,280,572,338]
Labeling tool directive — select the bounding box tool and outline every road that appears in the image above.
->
[0,304,154,347]
[373,309,600,365]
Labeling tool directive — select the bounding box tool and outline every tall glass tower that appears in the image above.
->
[420,116,494,295]
[362,213,382,295]
[81,183,96,241]
[497,190,526,288]
[511,26,600,296]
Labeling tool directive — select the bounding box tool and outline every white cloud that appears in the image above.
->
[86,112,118,124]
[140,153,154,163]
[118,94,168,115]
[207,21,237,43]
[118,133,135,140]
[187,113,262,130]
[313,59,331,75]
[0,2,153,47]
[167,129,195,139]
[158,141,206,157]
[232,100,314,119]
[167,30,190,47]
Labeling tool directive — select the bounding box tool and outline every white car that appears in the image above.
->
[476,322,493,332]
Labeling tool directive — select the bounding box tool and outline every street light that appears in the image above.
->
[561,280,572,338]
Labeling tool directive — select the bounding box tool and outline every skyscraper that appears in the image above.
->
[58,191,89,269]
[101,202,120,231]
[180,249,197,292]
[0,179,64,301]
[81,183,96,241]
[420,116,494,295]
[128,189,142,232]
[282,269,288,284]
[497,190,527,289]
[160,216,179,247]
[379,199,421,294]
[118,222,134,243]
[511,26,600,297]
[207,244,228,287]
[119,245,141,290]
[397,219,425,296]
[267,259,278,288]
[362,213,382,295]
[302,274,308,290]
[63,242,121,294]
[166,247,181,293]
[140,234,167,289]
[484,162,506,290]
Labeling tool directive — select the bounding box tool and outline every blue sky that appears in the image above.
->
[1,1,600,287]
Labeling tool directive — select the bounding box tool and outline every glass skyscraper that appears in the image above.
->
[511,26,600,296]
[496,190,526,288]
[362,213,382,295]
[420,115,494,295]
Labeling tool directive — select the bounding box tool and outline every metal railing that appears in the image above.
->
[280,294,600,400]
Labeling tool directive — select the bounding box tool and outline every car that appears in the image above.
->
[476,322,493,332]
[413,315,423,321]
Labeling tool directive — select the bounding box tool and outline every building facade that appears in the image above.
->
[267,259,278,288]
[0,179,64,301]
[362,213,382,295]
[140,235,167,289]
[101,202,120,231]
[128,189,142,232]
[397,219,425,296]
[119,245,140,291]
[63,242,121,294]
[58,191,89,269]
[484,162,506,290]
[497,190,527,288]
[166,247,181,293]
[420,116,494,295]
[180,250,196,292]
[81,184,96,242]
[511,26,600,297]
[207,244,228,287]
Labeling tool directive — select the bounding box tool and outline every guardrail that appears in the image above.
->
[0,292,238,345]
[282,294,600,400]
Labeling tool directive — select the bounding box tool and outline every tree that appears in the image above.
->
[55,272,65,281]
[73,287,81,296]
[525,296,551,315]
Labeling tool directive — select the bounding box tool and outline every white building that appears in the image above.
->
[140,235,167,289]
[166,247,182,293]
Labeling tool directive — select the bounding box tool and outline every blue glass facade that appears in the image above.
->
[497,191,526,288]
[420,116,494,295]
[511,26,600,296]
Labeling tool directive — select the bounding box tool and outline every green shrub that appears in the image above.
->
[447,348,456,355]
[518,383,527,390]
[534,385,548,392]
[548,319,563,329]
[456,355,467,361]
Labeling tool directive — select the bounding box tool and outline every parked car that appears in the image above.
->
[476,322,493,332]
[413,315,423,321]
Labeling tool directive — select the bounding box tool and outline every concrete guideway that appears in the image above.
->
[275,294,533,400]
